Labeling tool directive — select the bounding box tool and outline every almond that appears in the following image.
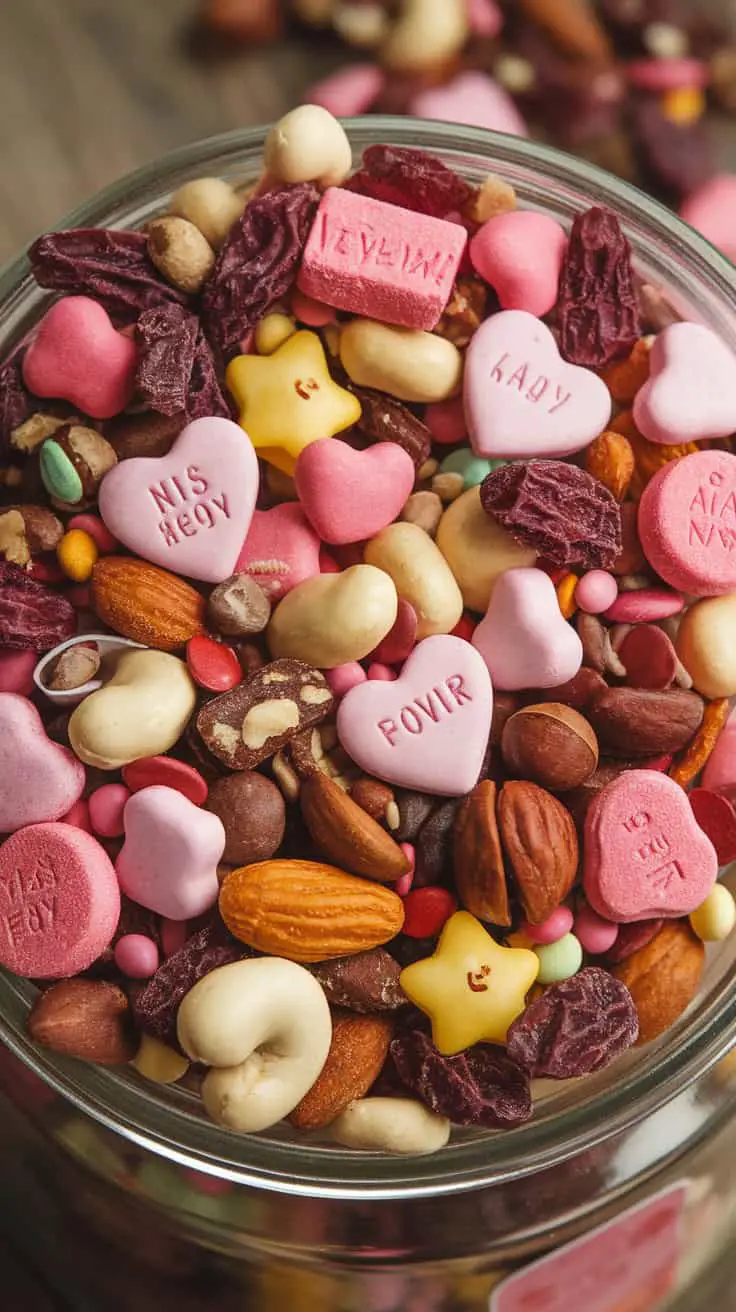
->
[612,921,704,1044]
[453,780,510,926]
[498,781,578,925]
[26,979,136,1065]
[219,859,405,962]
[92,556,205,652]
[586,687,704,758]
[300,772,410,883]
[288,1011,393,1130]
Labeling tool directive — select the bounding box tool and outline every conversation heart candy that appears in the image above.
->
[633,322,736,445]
[637,450,736,596]
[584,771,718,923]
[22,296,137,420]
[98,417,258,584]
[116,786,225,921]
[294,437,416,545]
[0,694,85,833]
[470,212,567,317]
[464,310,612,460]
[236,502,322,601]
[336,634,492,796]
[472,568,583,691]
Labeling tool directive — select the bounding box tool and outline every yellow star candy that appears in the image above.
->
[400,911,540,1056]
[226,329,362,475]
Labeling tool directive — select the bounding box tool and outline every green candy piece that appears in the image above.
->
[535,933,584,986]
[40,439,84,504]
[439,446,507,489]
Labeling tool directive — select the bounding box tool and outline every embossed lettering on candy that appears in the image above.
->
[464,310,612,460]
[336,634,493,796]
[638,450,736,596]
[99,418,259,584]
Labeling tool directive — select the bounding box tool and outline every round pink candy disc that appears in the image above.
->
[638,450,736,596]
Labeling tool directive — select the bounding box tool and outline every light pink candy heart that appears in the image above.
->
[294,437,416,545]
[336,635,492,796]
[236,502,321,601]
[22,296,137,421]
[633,322,736,445]
[0,694,85,833]
[472,568,583,691]
[116,785,225,920]
[464,310,612,459]
[99,417,259,584]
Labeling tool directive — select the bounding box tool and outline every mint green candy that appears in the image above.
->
[535,933,583,985]
[40,439,84,504]
[439,446,507,489]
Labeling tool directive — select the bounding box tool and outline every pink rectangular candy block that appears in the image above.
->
[298,188,467,332]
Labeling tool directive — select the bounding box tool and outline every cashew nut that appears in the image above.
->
[67,649,196,770]
[329,1097,451,1154]
[364,522,463,639]
[264,106,353,189]
[340,320,463,403]
[177,958,332,1132]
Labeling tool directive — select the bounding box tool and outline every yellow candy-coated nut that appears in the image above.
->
[676,595,736,698]
[57,528,98,582]
[364,522,463,640]
[255,312,297,356]
[340,319,463,404]
[436,487,536,614]
[264,106,353,189]
[400,910,539,1055]
[556,572,578,620]
[132,1034,190,1084]
[690,885,736,942]
[661,86,706,126]
[535,933,583,985]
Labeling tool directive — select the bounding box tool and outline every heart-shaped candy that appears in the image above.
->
[22,296,137,420]
[99,417,258,583]
[464,310,612,459]
[294,438,415,545]
[472,568,582,691]
[236,502,321,601]
[0,694,85,833]
[336,634,492,795]
[634,322,736,445]
[116,785,225,920]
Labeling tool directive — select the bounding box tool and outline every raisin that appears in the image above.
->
[558,207,640,368]
[130,919,247,1049]
[0,350,34,458]
[480,460,622,571]
[354,387,432,469]
[506,967,639,1079]
[29,229,188,324]
[135,304,230,420]
[345,145,473,220]
[391,1024,532,1128]
[0,561,76,652]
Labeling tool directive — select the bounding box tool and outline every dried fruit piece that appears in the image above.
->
[670,698,730,789]
[612,921,705,1044]
[498,781,579,925]
[29,229,188,322]
[435,276,490,349]
[453,780,510,926]
[480,460,622,570]
[0,352,34,456]
[345,144,473,219]
[289,1012,393,1130]
[0,561,76,651]
[310,947,405,1014]
[355,386,432,468]
[599,338,650,405]
[605,917,664,965]
[506,966,639,1079]
[558,206,640,368]
[390,1025,532,1128]
[584,430,635,501]
[628,428,699,495]
[689,788,736,866]
[135,305,230,420]
[27,978,136,1065]
[131,920,245,1048]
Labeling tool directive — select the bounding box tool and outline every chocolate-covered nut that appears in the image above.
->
[0,504,63,567]
[206,572,271,637]
[205,771,285,864]
[310,948,405,1014]
[196,658,334,769]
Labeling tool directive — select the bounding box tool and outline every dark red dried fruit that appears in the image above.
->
[201,184,320,362]
[506,967,639,1079]
[391,1026,532,1128]
[135,304,230,419]
[190,326,232,419]
[689,788,736,866]
[480,461,622,570]
[130,920,246,1049]
[0,562,76,652]
[29,229,188,324]
[345,145,473,220]
[354,386,432,469]
[0,350,34,457]
[605,918,664,965]
[558,207,639,368]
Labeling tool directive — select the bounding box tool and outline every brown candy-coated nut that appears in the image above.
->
[400,490,443,537]
[502,704,599,792]
[310,947,405,1014]
[498,781,579,925]
[288,1012,393,1130]
[564,762,629,830]
[205,771,285,864]
[0,504,63,567]
[105,411,184,461]
[44,642,101,692]
[206,572,271,637]
[490,691,521,746]
[147,216,216,295]
[454,780,510,926]
[529,668,607,713]
[612,921,704,1045]
[301,771,410,883]
[26,979,136,1065]
[48,424,118,502]
[587,687,705,758]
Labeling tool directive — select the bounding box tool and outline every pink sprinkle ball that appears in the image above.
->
[466,0,504,37]
[291,289,336,328]
[114,933,159,979]
[575,569,619,614]
[521,906,574,945]
[0,649,36,696]
[395,843,415,898]
[61,798,93,833]
[67,513,118,554]
[425,397,468,445]
[161,918,188,958]
[327,662,367,698]
[88,783,130,838]
[574,905,619,955]
[367,662,397,682]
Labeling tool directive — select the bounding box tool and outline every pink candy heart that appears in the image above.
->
[633,322,736,445]
[22,296,137,420]
[411,72,528,137]
[472,568,583,691]
[0,694,85,833]
[236,502,321,600]
[99,417,259,584]
[116,785,225,920]
[470,212,567,318]
[294,437,415,545]
[464,310,612,460]
[336,634,493,796]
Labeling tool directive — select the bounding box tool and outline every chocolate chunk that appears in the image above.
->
[196,658,334,770]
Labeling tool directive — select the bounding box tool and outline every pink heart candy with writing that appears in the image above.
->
[584,770,718,923]
[294,437,415,545]
[22,296,137,420]
[336,634,492,796]
[99,417,258,584]
[472,568,582,691]
[0,694,85,833]
[116,785,225,921]
[464,310,612,459]
[236,502,321,601]
[633,322,736,445]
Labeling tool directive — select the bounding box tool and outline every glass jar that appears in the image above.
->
[1,118,736,1312]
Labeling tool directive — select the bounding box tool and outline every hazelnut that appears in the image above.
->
[44,643,101,692]
[147,216,216,295]
[168,178,245,249]
[501,703,599,792]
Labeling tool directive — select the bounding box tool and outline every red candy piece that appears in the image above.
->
[402,886,457,939]
[451,612,477,643]
[186,635,242,692]
[370,599,418,665]
[690,788,736,866]
[122,756,208,807]
[617,624,677,691]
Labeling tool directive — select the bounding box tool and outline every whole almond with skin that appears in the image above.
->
[27,979,136,1065]
[92,556,205,652]
[310,947,405,1013]
[498,781,579,925]
[219,859,405,962]
[501,704,599,792]
[300,772,410,883]
[288,1011,394,1130]
[587,687,704,758]
[453,780,510,926]
[612,921,704,1045]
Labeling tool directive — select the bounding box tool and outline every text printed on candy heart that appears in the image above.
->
[316,211,457,289]
[0,858,58,942]
[490,353,572,415]
[148,465,231,548]
[689,473,736,552]
[377,674,472,746]
[624,812,684,892]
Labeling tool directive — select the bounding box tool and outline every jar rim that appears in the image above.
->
[2,116,736,1201]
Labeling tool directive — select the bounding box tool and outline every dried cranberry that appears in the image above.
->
[189,326,232,419]
[0,350,34,457]
[558,207,640,368]
[480,460,622,570]
[605,918,664,964]
[135,304,230,419]
[689,789,736,866]
[391,1025,532,1128]
[354,386,432,468]
[345,145,473,220]
[506,967,639,1079]
[0,562,76,652]
[201,184,320,362]
[29,229,188,324]
[130,919,246,1049]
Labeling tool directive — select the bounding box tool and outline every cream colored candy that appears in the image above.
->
[268,564,398,668]
[690,884,736,942]
[264,106,353,188]
[675,595,736,698]
[436,486,537,614]
[381,0,469,71]
[255,312,297,355]
[340,320,463,403]
[364,522,463,639]
[167,177,244,249]
[329,1097,451,1155]
[177,957,332,1133]
[68,649,197,770]
[132,1034,189,1084]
